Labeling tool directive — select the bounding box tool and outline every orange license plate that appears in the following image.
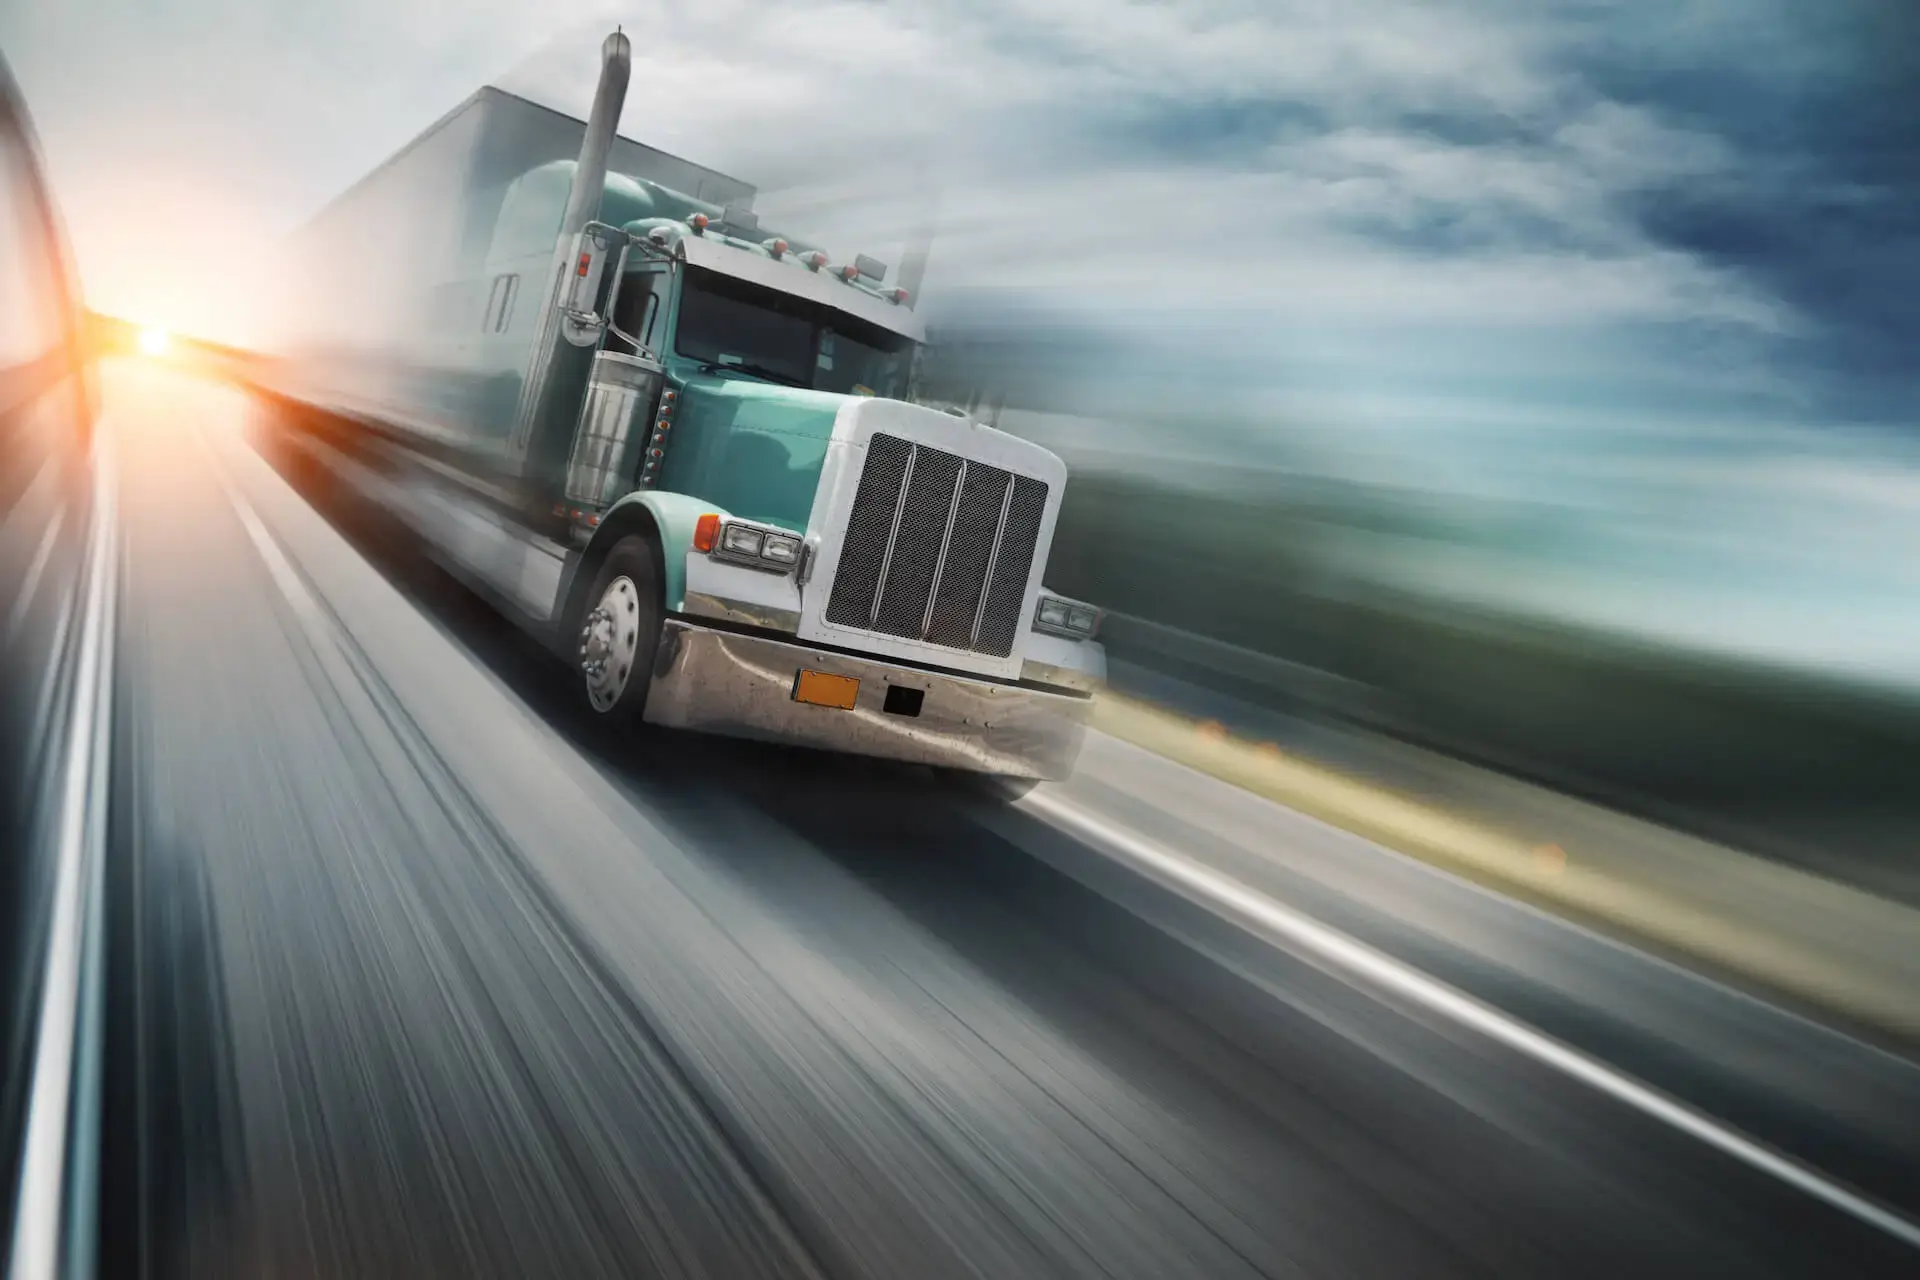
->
[792,669,859,710]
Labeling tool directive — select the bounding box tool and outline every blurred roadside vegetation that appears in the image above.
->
[922,313,1920,904]
[1049,464,1920,903]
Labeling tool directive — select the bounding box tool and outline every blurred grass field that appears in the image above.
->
[1093,690,1920,1048]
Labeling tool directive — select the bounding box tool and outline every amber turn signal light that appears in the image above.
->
[693,512,720,553]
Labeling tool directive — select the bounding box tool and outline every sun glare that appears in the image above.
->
[137,326,170,356]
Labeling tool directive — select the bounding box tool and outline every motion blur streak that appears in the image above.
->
[0,39,107,1280]
[79,358,1920,1278]
[7,5,1920,1274]
[1023,789,1920,1250]
[7,435,113,1280]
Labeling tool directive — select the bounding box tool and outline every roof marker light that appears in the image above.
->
[765,237,788,258]
[688,212,710,234]
[804,251,827,271]
[838,264,859,282]
[889,287,910,305]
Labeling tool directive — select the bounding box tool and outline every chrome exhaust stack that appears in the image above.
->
[562,29,631,243]
[510,30,633,489]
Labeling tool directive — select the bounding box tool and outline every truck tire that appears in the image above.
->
[574,537,663,723]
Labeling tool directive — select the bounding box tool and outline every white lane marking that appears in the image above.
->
[1023,790,1920,1250]
[8,441,116,1280]
[198,417,326,631]
[225,479,325,630]
[4,506,65,644]
[1083,727,1920,1071]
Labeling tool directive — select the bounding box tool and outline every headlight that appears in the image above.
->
[707,519,802,574]
[1033,594,1100,639]
[721,524,764,557]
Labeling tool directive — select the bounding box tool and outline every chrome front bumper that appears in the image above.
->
[642,619,1093,779]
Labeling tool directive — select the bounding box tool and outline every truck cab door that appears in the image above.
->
[605,261,669,360]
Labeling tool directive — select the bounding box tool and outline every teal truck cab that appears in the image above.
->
[266,31,1102,785]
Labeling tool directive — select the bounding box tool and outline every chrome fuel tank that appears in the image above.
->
[564,349,663,509]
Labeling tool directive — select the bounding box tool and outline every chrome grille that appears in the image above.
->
[871,449,963,638]
[974,474,1047,658]
[825,433,1049,659]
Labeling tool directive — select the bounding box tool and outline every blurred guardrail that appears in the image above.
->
[1097,609,1395,727]
[5,437,116,1280]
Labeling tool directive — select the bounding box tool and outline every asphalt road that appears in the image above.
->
[90,361,1920,1279]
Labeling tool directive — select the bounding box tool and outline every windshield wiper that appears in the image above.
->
[693,359,807,388]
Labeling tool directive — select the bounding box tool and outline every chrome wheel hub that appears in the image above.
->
[579,575,641,712]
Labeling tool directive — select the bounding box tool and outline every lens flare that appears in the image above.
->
[138,326,170,356]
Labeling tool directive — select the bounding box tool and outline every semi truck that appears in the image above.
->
[258,30,1104,788]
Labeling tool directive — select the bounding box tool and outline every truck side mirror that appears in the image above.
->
[559,231,609,322]
[559,231,620,348]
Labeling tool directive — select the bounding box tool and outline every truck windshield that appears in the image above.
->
[675,264,915,398]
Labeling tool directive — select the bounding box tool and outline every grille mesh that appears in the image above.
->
[823,434,911,629]
[975,474,1047,658]
[824,432,1048,659]
[924,466,1012,649]
[871,449,963,639]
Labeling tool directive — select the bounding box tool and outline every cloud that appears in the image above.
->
[9,0,1918,674]
[1552,1,1920,417]
[6,0,1799,350]
[498,2,1785,340]
[3,0,1900,417]
[489,0,1880,518]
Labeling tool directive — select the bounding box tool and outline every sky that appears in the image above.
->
[4,0,1919,682]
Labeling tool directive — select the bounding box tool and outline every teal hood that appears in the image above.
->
[663,375,846,532]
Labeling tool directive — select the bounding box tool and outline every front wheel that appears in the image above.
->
[575,538,662,722]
